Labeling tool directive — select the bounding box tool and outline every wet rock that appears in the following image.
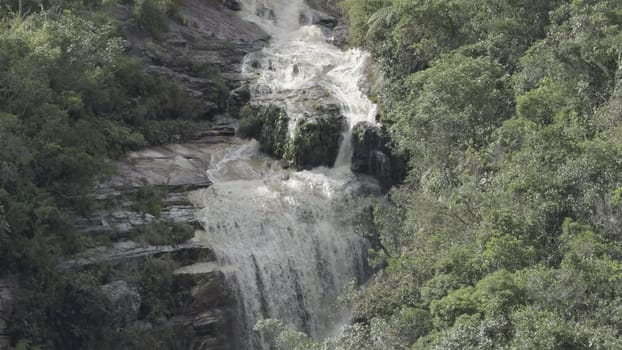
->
[221,0,242,11]
[61,241,216,270]
[299,9,338,29]
[256,4,276,21]
[192,311,226,336]
[351,122,406,189]
[101,280,142,326]
[278,159,290,169]
[245,83,345,169]
[287,114,346,169]
[304,0,342,18]
[70,138,250,241]
[251,83,273,96]
[332,24,348,47]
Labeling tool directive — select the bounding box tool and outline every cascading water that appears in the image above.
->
[191,1,379,349]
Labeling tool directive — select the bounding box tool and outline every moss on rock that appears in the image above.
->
[285,115,345,169]
[236,105,289,158]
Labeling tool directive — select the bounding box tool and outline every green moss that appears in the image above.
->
[237,105,289,158]
[135,221,195,246]
[285,116,344,168]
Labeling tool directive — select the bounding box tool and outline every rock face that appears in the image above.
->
[332,24,348,47]
[351,121,406,188]
[113,0,270,115]
[62,1,272,347]
[72,118,236,240]
[64,120,245,349]
[305,0,342,18]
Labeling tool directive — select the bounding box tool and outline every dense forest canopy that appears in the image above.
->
[257,0,622,349]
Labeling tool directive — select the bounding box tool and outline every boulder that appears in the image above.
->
[222,0,242,11]
[277,159,290,169]
[0,278,16,349]
[286,114,345,169]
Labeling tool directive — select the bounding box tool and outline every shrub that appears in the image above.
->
[135,221,195,245]
[135,0,169,38]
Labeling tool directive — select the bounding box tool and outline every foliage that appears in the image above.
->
[134,221,195,245]
[237,105,290,158]
[258,0,622,349]
[0,2,210,348]
[284,116,345,168]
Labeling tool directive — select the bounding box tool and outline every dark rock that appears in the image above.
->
[0,278,16,349]
[351,122,406,189]
[114,0,269,117]
[287,114,346,169]
[61,241,216,270]
[332,24,348,47]
[299,9,338,29]
[237,105,290,158]
[192,311,226,336]
[101,280,142,326]
[304,0,342,18]
[228,85,251,110]
[256,4,276,21]
[222,0,242,11]
[278,159,290,169]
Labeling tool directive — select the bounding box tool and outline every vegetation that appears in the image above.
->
[0,1,207,347]
[134,221,195,245]
[237,105,345,168]
[237,105,290,158]
[3,0,622,348]
[284,116,345,168]
[256,0,622,348]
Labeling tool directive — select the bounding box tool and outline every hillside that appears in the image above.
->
[258,0,622,349]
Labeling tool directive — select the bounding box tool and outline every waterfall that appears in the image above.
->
[191,1,379,349]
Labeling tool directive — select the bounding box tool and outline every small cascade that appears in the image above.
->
[239,0,377,156]
[192,1,380,349]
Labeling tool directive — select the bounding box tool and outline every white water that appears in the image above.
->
[191,1,379,349]
[240,0,377,166]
